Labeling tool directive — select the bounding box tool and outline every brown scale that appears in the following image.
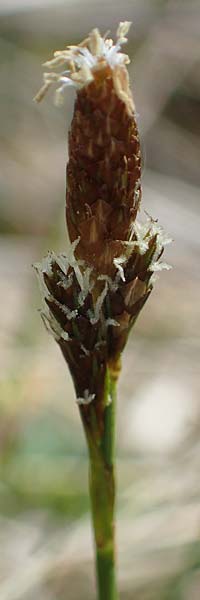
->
[100,236,160,359]
[66,66,141,274]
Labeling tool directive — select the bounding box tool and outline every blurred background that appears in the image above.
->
[0,0,200,598]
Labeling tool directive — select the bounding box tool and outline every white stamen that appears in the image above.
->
[105,318,119,328]
[61,331,69,341]
[79,46,97,67]
[76,389,95,406]
[130,221,150,255]
[149,273,159,286]
[88,283,108,324]
[51,296,78,321]
[129,216,172,281]
[57,271,73,290]
[78,267,94,305]
[113,255,127,282]
[116,21,132,42]
[60,238,84,291]
[98,274,118,292]
[149,261,172,273]
[80,344,90,356]
[40,308,69,343]
[34,253,53,276]
[35,22,133,112]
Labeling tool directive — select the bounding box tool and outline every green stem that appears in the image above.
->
[86,370,118,600]
[102,373,116,468]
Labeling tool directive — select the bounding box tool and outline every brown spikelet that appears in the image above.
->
[66,66,141,274]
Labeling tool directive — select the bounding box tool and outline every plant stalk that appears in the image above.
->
[85,370,118,599]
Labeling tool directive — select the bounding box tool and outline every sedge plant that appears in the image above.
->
[34,22,171,600]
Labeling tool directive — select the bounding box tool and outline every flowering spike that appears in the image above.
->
[35,23,171,368]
